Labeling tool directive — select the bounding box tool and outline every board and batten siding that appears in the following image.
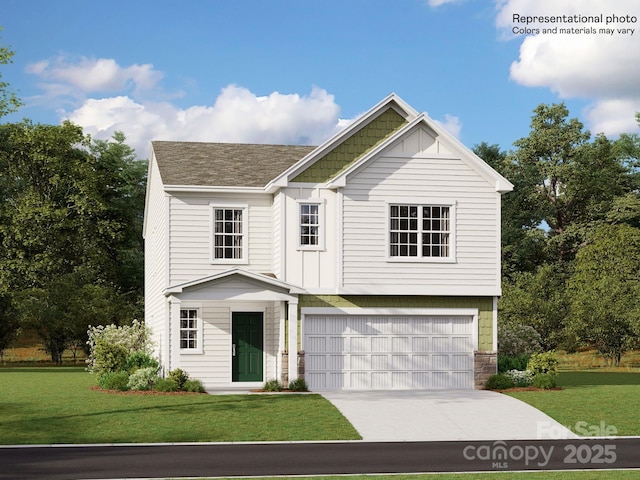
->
[168,192,274,285]
[340,152,501,296]
[144,158,170,363]
[281,187,337,292]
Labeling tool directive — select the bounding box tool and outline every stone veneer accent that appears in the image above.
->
[474,351,497,389]
[281,351,306,385]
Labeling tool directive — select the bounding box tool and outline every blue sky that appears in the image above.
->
[3,0,640,158]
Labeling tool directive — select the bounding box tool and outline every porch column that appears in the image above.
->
[168,295,181,372]
[287,299,299,382]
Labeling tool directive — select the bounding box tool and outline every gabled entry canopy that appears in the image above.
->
[164,268,304,302]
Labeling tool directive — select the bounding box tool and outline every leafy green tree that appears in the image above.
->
[475,142,547,277]
[567,224,640,365]
[499,263,569,350]
[0,122,146,359]
[0,28,22,118]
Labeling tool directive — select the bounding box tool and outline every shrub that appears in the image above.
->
[97,371,130,391]
[484,373,514,390]
[168,368,190,390]
[127,367,159,391]
[498,354,531,373]
[498,322,543,357]
[87,320,154,373]
[92,342,128,375]
[532,373,557,390]
[123,352,159,374]
[263,379,283,392]
[154,378,180,392]
[288,378,309,392]
[527,351,559,377]
[183,379,205,393]
[504,369,534,387]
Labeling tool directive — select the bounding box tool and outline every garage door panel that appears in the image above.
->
[304,315,474,390]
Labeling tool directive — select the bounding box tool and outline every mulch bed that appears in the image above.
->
[89,386,204,395]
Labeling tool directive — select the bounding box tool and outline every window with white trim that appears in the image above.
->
[298,200,324,250]
[389,204,451,258]
[180,309,199,350]
[300,203,319,246]
[212,206,246,262]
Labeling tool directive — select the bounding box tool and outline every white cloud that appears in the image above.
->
[65,85,346,157]
[496,0,640,136]
[435,114,463,139]
[427,0,460,6]
[26,55,163,97]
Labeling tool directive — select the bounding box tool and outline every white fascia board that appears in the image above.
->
[327,114,427,188]
[142,145,157,239]
[420,113,514,194]
[264,93,418,191]
[163,185,266,194]
[164,268,305,296]
[327,112,514,194]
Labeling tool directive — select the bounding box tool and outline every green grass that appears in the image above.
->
[507,371,640,436]
[0,367,360,444]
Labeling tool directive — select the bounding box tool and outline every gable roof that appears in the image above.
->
[152,141,315,188]
[267,93,417,190]
[326,113,514,193]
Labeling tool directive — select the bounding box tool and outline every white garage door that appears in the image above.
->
[304,315,474,390]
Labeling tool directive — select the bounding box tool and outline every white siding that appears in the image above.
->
[143,157,169,363]
[176,301,280,389]
[281,188,337,292]
[340,153,500,295]
[168,192,273,284]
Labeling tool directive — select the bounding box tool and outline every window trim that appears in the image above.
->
[210,203,249,264]
[179,306,203,354]
[386,200,456,263]
[296,199,325,251]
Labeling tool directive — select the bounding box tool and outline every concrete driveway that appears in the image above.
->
[321,390,578,442]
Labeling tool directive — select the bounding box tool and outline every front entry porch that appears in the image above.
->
[161,269,303,390]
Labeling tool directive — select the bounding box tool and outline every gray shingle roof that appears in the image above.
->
[152,141,316,188]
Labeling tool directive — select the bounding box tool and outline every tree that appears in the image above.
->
[0,122,146,359]
[0,28,22,118]
[499,263,569,350]
[567,224,640,365]
[475,142,547,277]
[0,294,19,363]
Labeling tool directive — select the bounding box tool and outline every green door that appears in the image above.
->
[232,312,264,382]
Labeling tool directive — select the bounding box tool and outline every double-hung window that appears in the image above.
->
[180,308,200,351]
[298,200,324,250]
[211,205,247,263]
[389,204,453,260]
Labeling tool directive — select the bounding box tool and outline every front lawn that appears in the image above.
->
[507,371,640,436]
[0,367,360,444]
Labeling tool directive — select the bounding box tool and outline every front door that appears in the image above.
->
[232,312,264,382]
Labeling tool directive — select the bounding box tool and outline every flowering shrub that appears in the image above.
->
[498,321,543,357]
[504,369,534,387]
[127,367,159,391]
[87,320,154,374]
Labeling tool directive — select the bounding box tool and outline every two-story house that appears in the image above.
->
[143,93,513,391]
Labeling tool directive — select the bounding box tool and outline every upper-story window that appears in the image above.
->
[298,200,325,250]
[389,204,452,260]
[211,205,248,263]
